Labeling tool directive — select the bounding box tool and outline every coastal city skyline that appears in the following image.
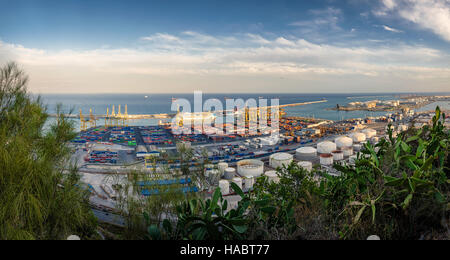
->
[0,0,449,94]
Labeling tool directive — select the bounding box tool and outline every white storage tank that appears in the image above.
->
[317,141,337,154]
[237,159,264,177]
[334,136,353,149]
[270,153,293,169]
[342,146,353,157]
[350,132,366,143]
[243,176,254,192]
[232,177,243,190]
[298,161,313,172]
[264,171,280,183]
[224,167,236,180]
[218,162,228,176]
[320,153,334,166]
[296,147,317,161]
[219,180,230,195]
[332,150,344,161]
[362,129,377,139]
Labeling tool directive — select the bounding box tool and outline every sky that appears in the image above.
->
[0,0,449,94]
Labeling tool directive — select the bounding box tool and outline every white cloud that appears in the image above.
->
[377,0,450,42]
[289,7,342,31]
[382,0,397,9]
[141,33,181,42]
[382,25,403,33]
[0,32,449,93]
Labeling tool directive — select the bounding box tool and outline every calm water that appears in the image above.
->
[39,93,450,130]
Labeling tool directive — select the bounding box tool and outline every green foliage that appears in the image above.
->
[0,62,97,239]
[324,106,449,239]
[146,181,299,240]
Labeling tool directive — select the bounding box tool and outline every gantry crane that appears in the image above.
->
[79,109,88,132]
[89,108,97,128]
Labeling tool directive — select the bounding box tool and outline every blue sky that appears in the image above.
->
[0,0,449,93]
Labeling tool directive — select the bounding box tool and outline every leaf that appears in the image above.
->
[230,182,245,198]
[353,205,367,224]
[211,188,222,211]
[401,141,410,153]
[232,225,248,234]
[434,191,445,204]
[348,201,365,206]
[254,198,271,207]
[260,206,276,215]
[408,178,415,193]
[402,194,413,210]
[371,200,376,224]
[148,225,161,240]
[406,136,419,143]
[405,159,419,171]
[384,176,403,187]
[163,219,172,234]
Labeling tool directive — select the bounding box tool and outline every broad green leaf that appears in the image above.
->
[406,136,419,143]
[232,225,248,234]
[230,182,245,198]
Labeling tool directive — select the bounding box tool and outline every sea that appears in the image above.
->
[39,93,450,131]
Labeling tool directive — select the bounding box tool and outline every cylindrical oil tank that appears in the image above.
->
[332,150,344,161]
[362,129,377,139]
[320,153,334,166]
[224,167,236,180]
[219,180,230,195]
[232,177,243,190]
[298,161,313,172]
[296,147,317,161]
[264,171,280,183]
[342,146,353,157]
[270,153,293,169]
[334,136,353,149]
[317,141,337,154]
[350,132,366,143]
[218,162,228,176]
[237,159,264,177]
[243,176,254,192]
[353,144,362,152]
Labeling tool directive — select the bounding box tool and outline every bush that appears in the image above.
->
[0,62,97,239]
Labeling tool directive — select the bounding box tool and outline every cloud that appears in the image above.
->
[0,31,449,93]
[382,25,403,33]
[382,0,397,9]
[141,33,181,42]
[376,0,450,42]
[289,7,342,31]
